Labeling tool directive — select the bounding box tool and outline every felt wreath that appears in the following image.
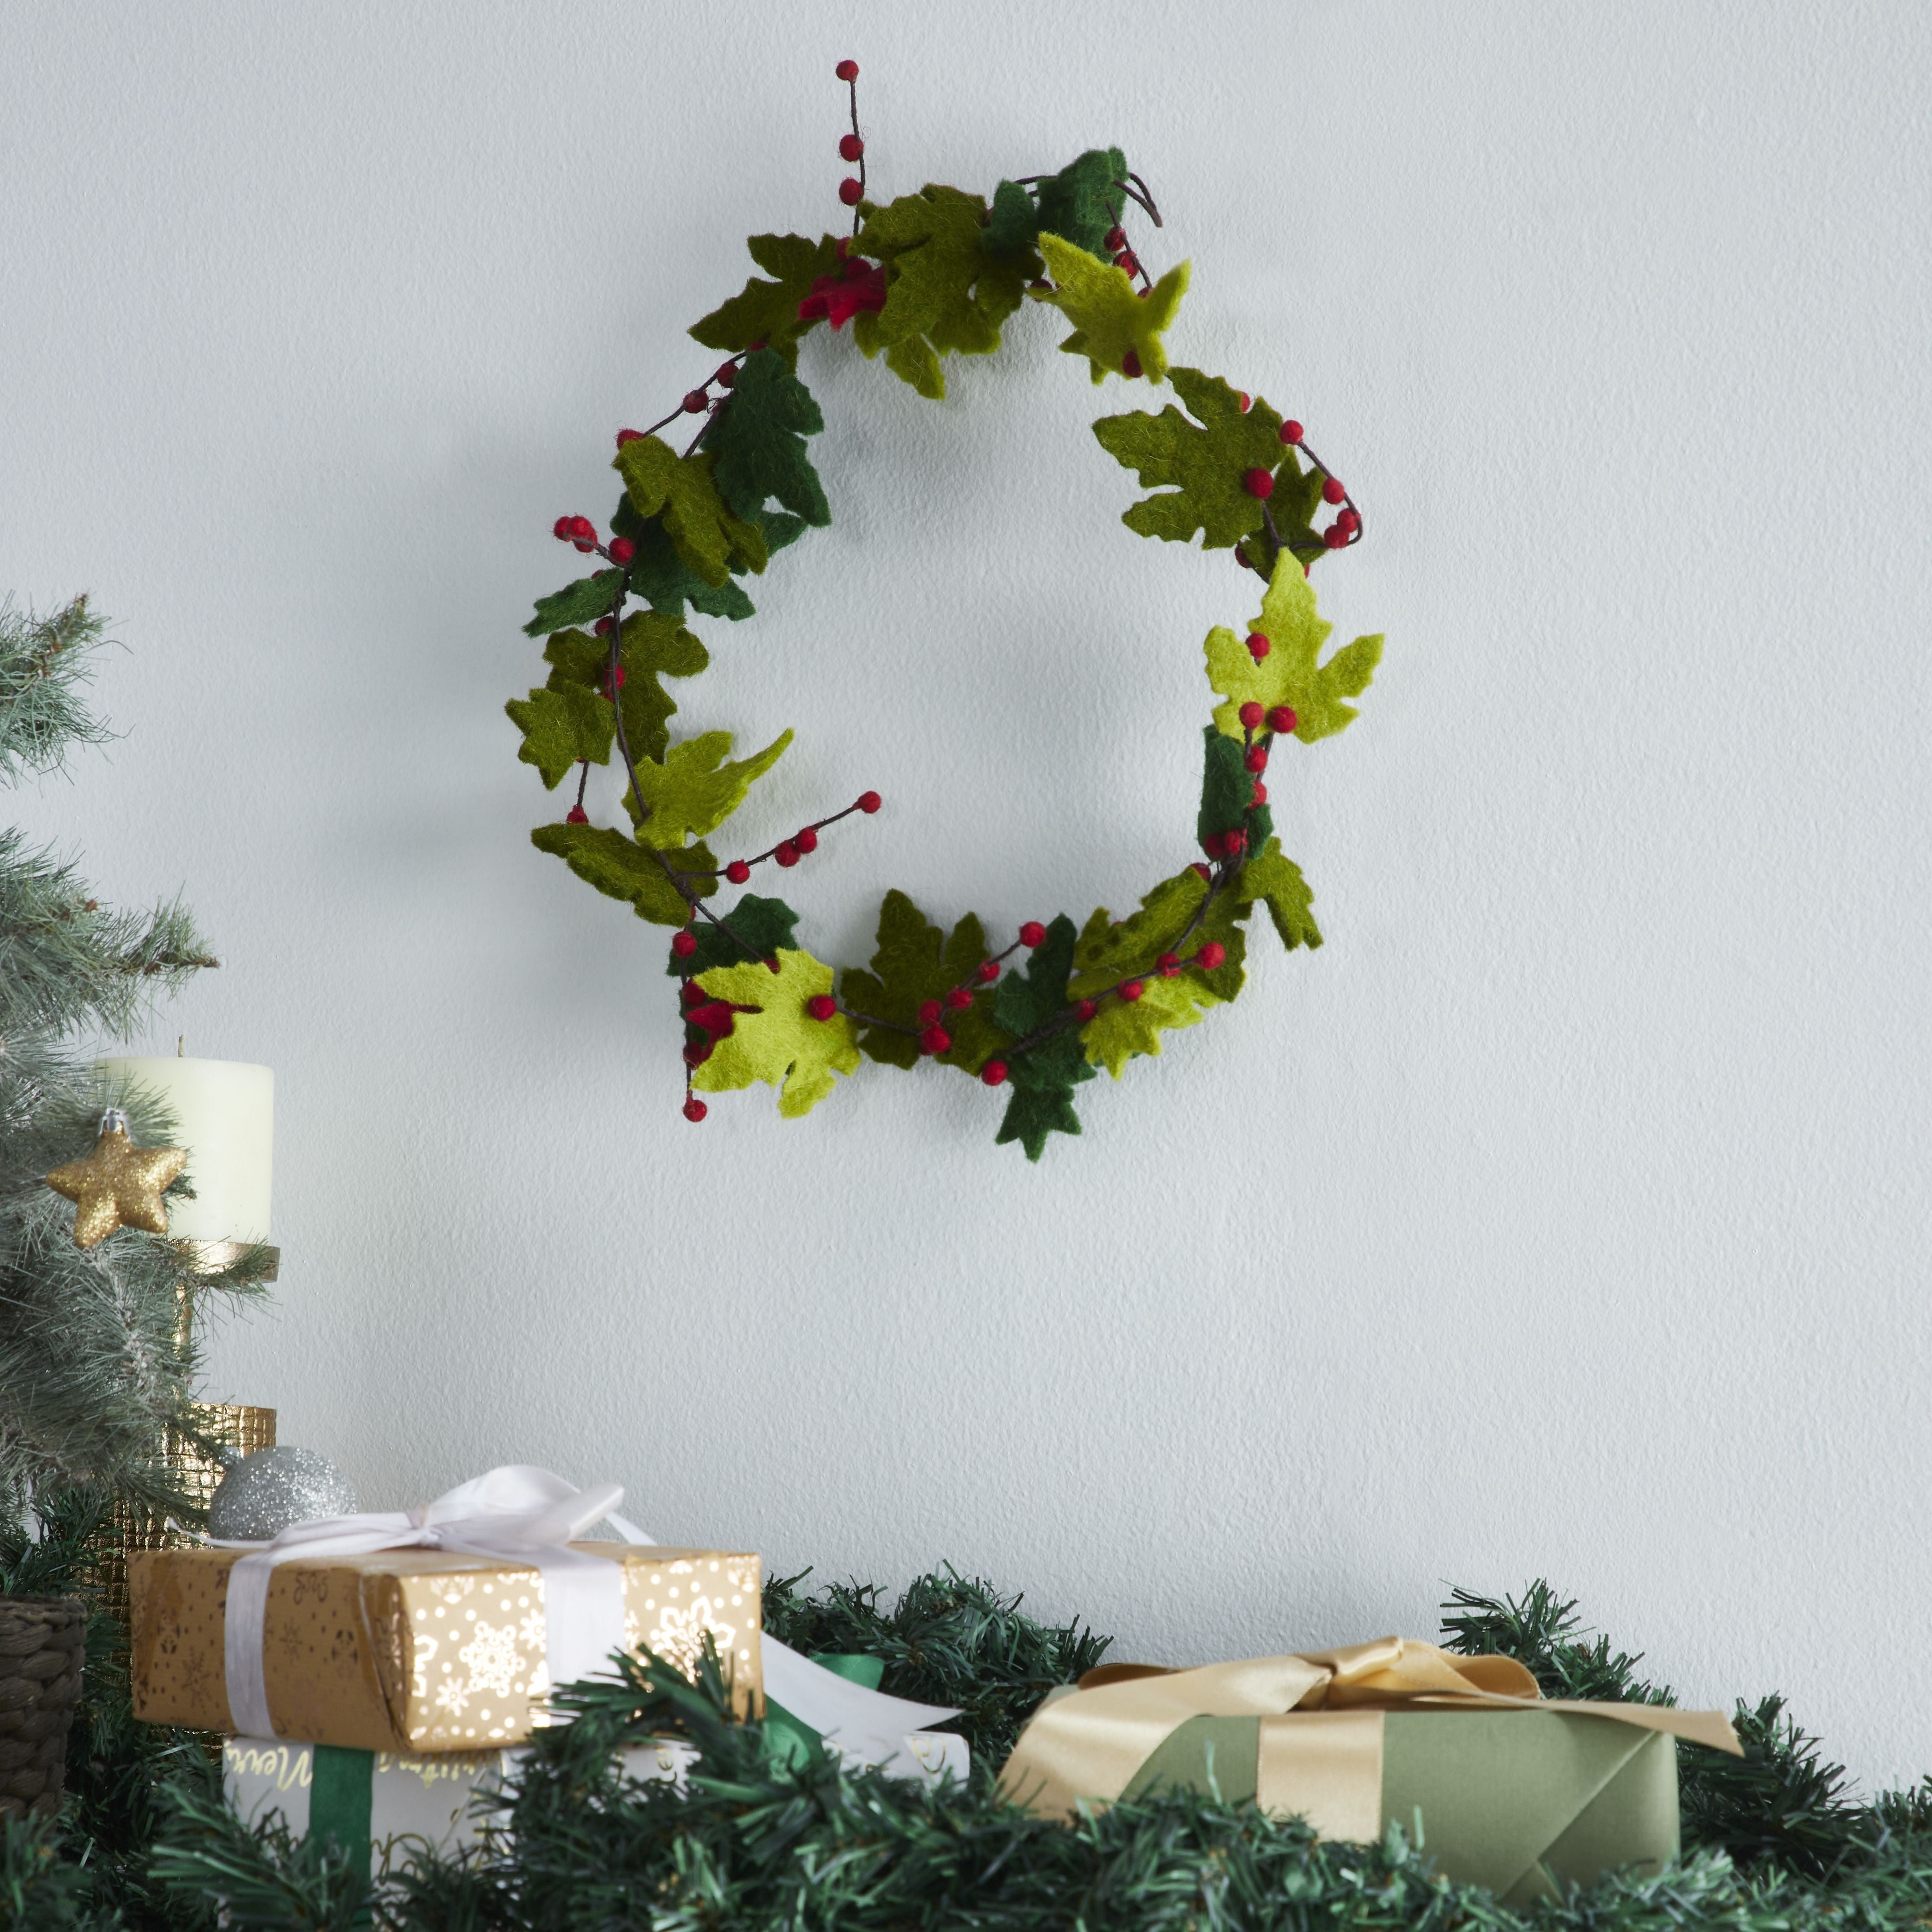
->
[507,63,1383,1159]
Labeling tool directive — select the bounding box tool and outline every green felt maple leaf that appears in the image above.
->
[1233,838,1322,952]
[1093,367,1299,549]
[1195,727,1253,846]
[848,187,1034,401]
[702,349,831,529]
[994,1032,1096,1161]
[689,232,843,368]
[1079,973,1224,1079]
[1035,234,1188,386]
[1203,549,1383,744]
[988,150,1129,257]
[692,948,862,1118]
[626,728,792,853]
[523,570,627,639]
[508,611,710,784]
[529,822,716,927]
[614,436,768,589]
[612,498,807,622]
[667,893,801,976]
[839,889,1009,1074]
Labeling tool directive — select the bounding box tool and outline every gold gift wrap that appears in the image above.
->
[131,1543,761,1752]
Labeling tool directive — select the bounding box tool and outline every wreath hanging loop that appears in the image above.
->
[506,63,1383,1159]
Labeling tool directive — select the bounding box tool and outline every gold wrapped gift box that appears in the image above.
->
[131,1543,761,1753]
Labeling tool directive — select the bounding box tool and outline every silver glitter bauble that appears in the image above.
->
[208,1446,358,1541]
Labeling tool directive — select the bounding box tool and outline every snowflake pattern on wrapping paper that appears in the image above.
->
[650,1598,736,1678]
[435,1675,470,1717]
[460,1622,522,1699]
[519,1610,546,1651]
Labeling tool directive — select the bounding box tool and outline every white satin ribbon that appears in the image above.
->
[757,1636,963,1770]
[222,1464,631,1740]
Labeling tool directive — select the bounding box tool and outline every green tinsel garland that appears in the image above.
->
[7,1524,1932,1932]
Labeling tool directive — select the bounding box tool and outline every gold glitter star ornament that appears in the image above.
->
[45,1111,188,1248]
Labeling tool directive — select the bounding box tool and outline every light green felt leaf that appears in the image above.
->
[1234,837,1323,952]
[1035,234,1188,385]
[505,682,612,789]
[840,889,1009,1074]
[1203,548,1384,744]
[529,822,715,927]
[1091,368,1289,549]
[703,349,830,528]
[848,186,1034,400]
[626,728,793,851]
[688,233,843,368]
[1079,972,1222,1079]
[692,948,862,1118]
[614,436,768,589]
[1071,867,1248,1005]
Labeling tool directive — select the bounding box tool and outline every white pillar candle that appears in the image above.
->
[94,1057,274,1243]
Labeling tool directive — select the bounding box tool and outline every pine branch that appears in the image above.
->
[0,596,111,786]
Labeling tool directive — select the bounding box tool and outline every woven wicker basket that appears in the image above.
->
[0,1596,86,1820]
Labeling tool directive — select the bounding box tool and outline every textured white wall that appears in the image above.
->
[6,0,1930,1788]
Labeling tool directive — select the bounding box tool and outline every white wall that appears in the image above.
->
[7,0,1930,1789]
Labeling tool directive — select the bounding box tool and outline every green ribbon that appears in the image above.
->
[764,1652,885,1769]
[309,1742,375,1918]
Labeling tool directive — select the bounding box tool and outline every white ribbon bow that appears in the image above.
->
[222,1464,960,1767]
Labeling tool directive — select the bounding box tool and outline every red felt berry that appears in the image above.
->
[682,1096,707,1123]
[615,428,644,447]
[671,928,698,959]
[1103,226,1127,251]
[793,826,819,855]
[1237,391,1252,412]
[570,516,595,539]
[980,1059,1008,1087]
[1252,780,1269,806]
[1202,830,1227,859]
[682,389,708,414]
[1267,705,1297,734]
[594,617,614,638]
[1120,349,1143,379]
[1247,632,1272,662]
[1120,979,1145,1002]
[774,841,800,868]
[838,177,864,206]
[682,1041,711,1067]
[764,956,781,973]
[565,804,588,825]
[1280,419,1304,444]
[1245,744,1268,773]
[725,859,751,884]
[1322,475,1347,505]
[1190,862,1211,881]
[857,790,881,813]
[1243,467,1274,499]
[1234,547,1249,568]
[918,999,942,1025]
[1239,700,1264,729]
[573,540,595,553]
[601,664,626,689]
[945,986,973,1011]
[975,959,1000,983]
[1337,507,1361,532]
[1198,940,1227,969]
[1114,250,1140,277]
[1077,999,1098,1021]
[839,133,864,162]
[919,1024,951,1055]
[1018,920,1047,948]
[835,58,859,80]
[806,994,838,1021]
[715,363,737,387]
[1223,829,1247,855]
[1324,523,1349,549]
[607,536,635,565]
[553,516,574,540]
[1157,953,1181,977]
[682,979,706,1006]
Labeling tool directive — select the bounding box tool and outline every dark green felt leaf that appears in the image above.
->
[1234,838,1323,952]
[689,232,843,368]
[988,150,1129,257]
[524,570,627,639]
[1092,369,1290,550]
[986,179,1040,253]
[530,822,716,927]
[991,913,1077,1038]
[840,889,1009,1074]
[614,436,768,589]
[668,893,801,975]
[702,349,831,529]
[612,502,757,621]
[994,1031,1096,1162]
[1197,728,1252,846]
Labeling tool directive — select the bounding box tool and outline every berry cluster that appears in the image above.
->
[835,59,866,217]
[1234,417,1361,571]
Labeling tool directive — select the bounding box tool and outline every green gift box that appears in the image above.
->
[1000,1638,1740,1905]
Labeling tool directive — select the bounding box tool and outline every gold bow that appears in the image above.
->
[998,1636,1742,1832]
